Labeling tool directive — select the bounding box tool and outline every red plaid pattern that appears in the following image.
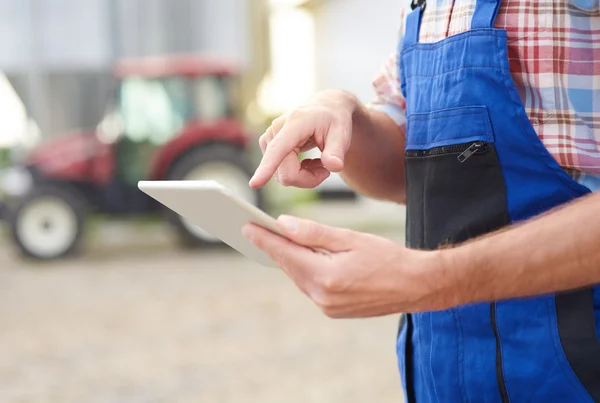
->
[371,0,600,175]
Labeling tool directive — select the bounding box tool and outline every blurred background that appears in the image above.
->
[0,0,407,401]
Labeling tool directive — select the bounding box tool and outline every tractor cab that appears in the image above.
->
[1,55,262,260]
[103,56,245,188]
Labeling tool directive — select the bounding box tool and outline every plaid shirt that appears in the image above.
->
[370,0,600,178]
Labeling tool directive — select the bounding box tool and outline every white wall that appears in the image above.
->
[0,0,111,71]
[313,0,402,103]
[194,0,251,68]
[0,0,252,72]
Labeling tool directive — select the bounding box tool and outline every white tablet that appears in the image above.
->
[138,180,281,267]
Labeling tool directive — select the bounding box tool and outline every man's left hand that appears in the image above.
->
[242,216,456,318]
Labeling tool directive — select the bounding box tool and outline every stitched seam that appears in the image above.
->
[409,111,483,121]
[416,315,428,400]
[429,314,441,403]
[405,152,477,160]
[498,45,589,197]
[494,304,511,403]
[404,66,507,79]
[407,135,493,148]
[454,309,470,403]
[401,30,506,54]
[546,298,591,402]
[408,110,493,147]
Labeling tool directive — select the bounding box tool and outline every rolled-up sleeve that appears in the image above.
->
[367,8,407,127]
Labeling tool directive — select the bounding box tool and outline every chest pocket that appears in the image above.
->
[404,106,510,250]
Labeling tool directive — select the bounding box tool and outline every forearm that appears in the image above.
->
[342,104,407,203]
[439,191,600,307]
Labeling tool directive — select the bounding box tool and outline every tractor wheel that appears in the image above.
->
[10,184,87,260]
[167,143,263,248]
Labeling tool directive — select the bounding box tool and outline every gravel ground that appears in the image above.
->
[0,227,406,403]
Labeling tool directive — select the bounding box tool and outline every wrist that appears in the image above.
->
[312,89,360,113]
[415,248,466,311]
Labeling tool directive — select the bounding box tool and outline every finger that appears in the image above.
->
[276,215,356,252]
[242,223,320,291]
[259,132,269,154]
[278,156,331,188]
[260,123,280,152]
[300,158,324,171]
[250,119,312,188]
[299,139,318,153]
[276,151,300,186]
[277,154,330,189]
[270,115,287,135]
[300,158,331,185]
[322,120,351,173]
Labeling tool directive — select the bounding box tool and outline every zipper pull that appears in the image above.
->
[457,141,485,163]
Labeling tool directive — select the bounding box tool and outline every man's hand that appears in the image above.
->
[242,216,454,318]
[249,90,360,189]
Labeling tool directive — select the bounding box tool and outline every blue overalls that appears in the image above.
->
[397,1,600,402]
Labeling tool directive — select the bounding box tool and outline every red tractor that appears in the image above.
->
[0,55,263,260]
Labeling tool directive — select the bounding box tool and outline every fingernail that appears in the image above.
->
[278,215,299,233]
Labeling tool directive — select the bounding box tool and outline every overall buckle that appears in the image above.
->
[411,0,426,10]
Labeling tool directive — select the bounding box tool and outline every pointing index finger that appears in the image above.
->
[249,122,309,188]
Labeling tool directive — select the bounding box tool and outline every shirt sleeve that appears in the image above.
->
[367,7,407,127]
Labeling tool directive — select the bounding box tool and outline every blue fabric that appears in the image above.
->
[406,106,493,150]
[471,0,502,29]
[577,173,600,346]
[397,0,599,401]
[403,5,423,49]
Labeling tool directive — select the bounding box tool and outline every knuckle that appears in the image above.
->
[313,292,334,311]
[315,296,341,318]
[306,223,326,243]
[259,134,268,149]
[277,170,296,187]
[320,273,342,293]
[288,108,308,121]
[334,109,352,124]
[270,117,285,133]
[277,176,294,187]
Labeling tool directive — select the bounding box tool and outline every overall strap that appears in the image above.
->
[403,5,424,48]
[471,0,503,30]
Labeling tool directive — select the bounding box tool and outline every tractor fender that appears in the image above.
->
[148,119,250,180]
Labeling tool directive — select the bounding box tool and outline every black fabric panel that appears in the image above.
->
[405,144,510,250]
[555,288,600,401]
[404,142,511,402]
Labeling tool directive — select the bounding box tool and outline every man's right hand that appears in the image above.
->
[249,89,360,189]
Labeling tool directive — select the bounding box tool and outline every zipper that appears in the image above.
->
[490,303,510,403]
[406,141,489,163]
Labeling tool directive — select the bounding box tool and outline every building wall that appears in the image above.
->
[306,0,402,191]
[313,0,402,103]
[0,0,252,137]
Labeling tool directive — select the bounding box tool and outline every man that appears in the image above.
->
[242,0,600,401]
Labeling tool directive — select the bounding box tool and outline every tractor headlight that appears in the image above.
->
[0,167,33,198]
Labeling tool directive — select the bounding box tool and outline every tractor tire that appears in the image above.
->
[10,184,87,260]
[166,143,264,248]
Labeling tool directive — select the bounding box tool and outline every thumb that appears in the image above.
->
[321,122,351,173]
[276,215,355,253]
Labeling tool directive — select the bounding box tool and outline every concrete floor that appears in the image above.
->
[0,200,407,403]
